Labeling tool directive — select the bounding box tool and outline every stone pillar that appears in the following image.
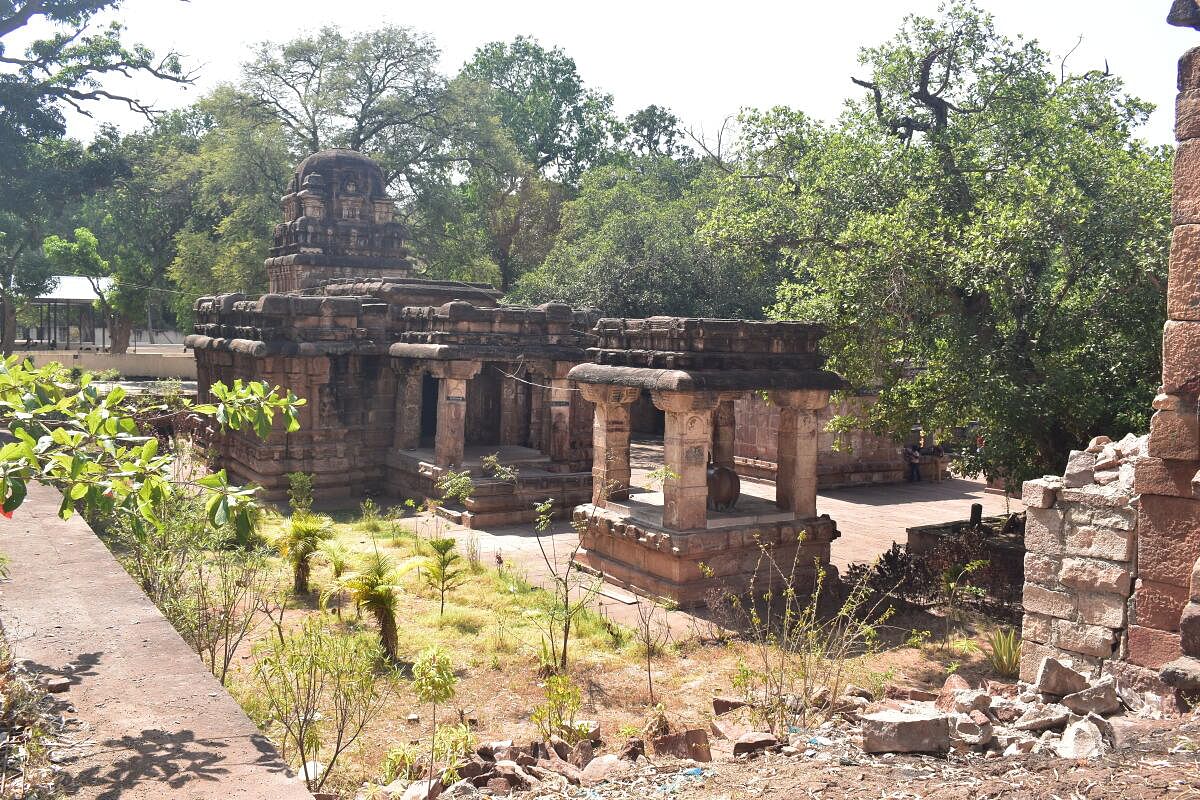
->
[429,361,481,468]
[1135,36,1200,678]
[652,391,718,531]
[392,368,423,450]
[580,384,640,505]
[712,397,738,468]
[547,366,573,463]
[770,389,830,517]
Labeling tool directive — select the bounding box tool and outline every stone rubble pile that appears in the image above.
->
[857,655,1165,760]
[358,654,1183,799]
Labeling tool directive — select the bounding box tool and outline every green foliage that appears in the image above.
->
[423,538,467,615]
[530,673,585,744]
[286,471,314,513]
[324,548,406,661]
[271,512,333,595]
[511,157,780,318]
[253,618,387,792]
[0,361,301,538]
[986,626,1021,679]
[358,497,383,532]
[411,645,457,787]
[704,2,1170,485]
[435,468,475,505]
[940,559,988,644]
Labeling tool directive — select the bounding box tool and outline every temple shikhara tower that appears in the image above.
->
[186,147,867,603]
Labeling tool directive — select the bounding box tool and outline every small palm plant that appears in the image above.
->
[424,538,466,615]
[324,549,406,662]
[271,512,334,594]
[317,539,353,617]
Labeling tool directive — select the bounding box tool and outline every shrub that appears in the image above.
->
[359,497,383,532]
[986,626,1021,678]
[423,538,466,614]
[253,619,388,792]
[530,673,586,744]
[286,471,314,513]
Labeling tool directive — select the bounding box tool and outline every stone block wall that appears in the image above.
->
[1019,436,1142,681]
[733,393,910,487]
[1128,44,1200,679]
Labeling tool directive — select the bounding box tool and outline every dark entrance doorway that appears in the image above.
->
[420,373,439,447]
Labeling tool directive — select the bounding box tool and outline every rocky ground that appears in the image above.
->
[363,655,1200,800]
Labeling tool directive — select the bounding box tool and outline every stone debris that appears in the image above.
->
[1063,449,1097,488]
[1055,719,1107,759]
[1061,676,1121,716]
[862,709,950,754]
[732,731,778,756]
[1034,656,1090,697]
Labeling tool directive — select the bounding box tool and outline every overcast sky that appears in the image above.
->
[28,0,1200,146]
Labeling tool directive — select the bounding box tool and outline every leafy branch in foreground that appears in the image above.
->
[0,358,305,537]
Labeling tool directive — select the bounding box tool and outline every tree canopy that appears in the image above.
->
[1,2,1174,480]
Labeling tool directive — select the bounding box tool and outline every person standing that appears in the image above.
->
[905,443,922,482]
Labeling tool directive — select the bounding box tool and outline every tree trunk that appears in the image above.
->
[1,293,15,356]
[294,560,310,595]
[377,608,399,661]
[109,315,132,355]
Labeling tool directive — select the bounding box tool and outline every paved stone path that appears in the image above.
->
[0,483,311,800]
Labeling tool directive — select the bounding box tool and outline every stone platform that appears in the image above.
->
[573,499,840,606]
[387,445,591,528]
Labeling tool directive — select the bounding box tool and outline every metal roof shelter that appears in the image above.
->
[21,276,112,350]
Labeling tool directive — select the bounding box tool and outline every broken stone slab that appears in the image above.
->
[1161,656,1200,697]
[709,717,751,742]
[952,690,992,714]
[990,698,1024,724]
[884,685,938,702]
[1063,450,1097,488]
[651,728,712,762]
[1012,703,1071,732]
[1035,656,1090,697]
[862,709,950,754]
[616,738,644,761]
[935,674,971,711]
[1086,435,1113,453]
[712,696,750,715]
[733,731,778,756]
[1061,676,1121,716]
[1055,719,1106,759]
[400,778,442,800]
[952,710,993,747]
[578,753,619,786]
[568,739,593,769]
[476,740,512,760]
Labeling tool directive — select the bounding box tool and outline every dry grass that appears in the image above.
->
[232,511,996,795]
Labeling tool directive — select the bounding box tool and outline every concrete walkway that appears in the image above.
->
[0,483,311,800]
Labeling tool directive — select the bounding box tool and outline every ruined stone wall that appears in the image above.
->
[1019,436,1143,682]
[1127,45,1200,675]
[733,394,908,487]
[196,348,398,502]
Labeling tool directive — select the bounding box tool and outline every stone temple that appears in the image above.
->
[188,148,914,603]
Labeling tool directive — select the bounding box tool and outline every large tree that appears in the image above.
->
[705,2,1172,485]
[512,155,777,318]
[0,0,191,352]
[459,36,620,184]
[239,25,448,197]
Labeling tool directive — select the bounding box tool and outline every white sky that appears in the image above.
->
[33,0,1200,146]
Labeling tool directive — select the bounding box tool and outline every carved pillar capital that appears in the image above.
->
[651,390,721,414]
[579,383,640,406]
